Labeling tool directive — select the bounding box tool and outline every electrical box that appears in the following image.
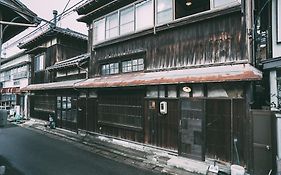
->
[159,101,167,115]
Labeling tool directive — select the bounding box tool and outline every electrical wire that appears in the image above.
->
[3,0,86,50]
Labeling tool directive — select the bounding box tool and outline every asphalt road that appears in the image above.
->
[0,124,158,175]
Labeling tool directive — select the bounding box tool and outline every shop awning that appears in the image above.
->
[0,87,20,93]
[75,64,262,88]
[20,79,83,91]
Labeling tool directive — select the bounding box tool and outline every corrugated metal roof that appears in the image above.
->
[75,64,262,88]
[21,64,262,91]
[46,53,90,71]
[20,79,83,91]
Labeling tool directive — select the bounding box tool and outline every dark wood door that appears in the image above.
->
[145,99,178,150]
[180,98,205,160]
[77,98,86,130]
[251,110,273,175]
[206,99,231,161]
[86,98,97,132]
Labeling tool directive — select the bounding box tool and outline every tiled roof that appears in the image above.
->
[46,53,90,71]
[18,26,88,49]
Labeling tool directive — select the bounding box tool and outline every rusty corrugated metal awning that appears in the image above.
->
[20,79,83,91]
[75,64,262,88]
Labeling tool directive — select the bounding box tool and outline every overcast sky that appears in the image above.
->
[2,0,88,57]
[20,0,87,32]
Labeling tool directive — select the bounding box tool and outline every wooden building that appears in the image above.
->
[19,26,88,131]
[74,0,264,171]
[16,0,270,173]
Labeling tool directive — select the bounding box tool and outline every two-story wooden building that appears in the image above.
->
[19,26,88,130]
[74,0,263,170]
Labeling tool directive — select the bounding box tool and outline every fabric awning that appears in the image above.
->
[20,79,83,91]
[75,64,262,88]
[0,87,20,93]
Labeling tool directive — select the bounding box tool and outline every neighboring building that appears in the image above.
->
[19,26,88,130]
[74,0,264,173]
[0,0,38,117]
[0,51,30,117]
[0,0,38,43]
[261,0,281,173]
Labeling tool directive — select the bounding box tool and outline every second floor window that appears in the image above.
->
[120,6,135,35]
[4,71,11,81]
[101,62,119,75]
[106,12,119,39]
[122,58,144,73]
[92,0,240,45]
[157,0,173,24]
[93,18,106,42]
[136,0,153,30]
[34,54,45,72]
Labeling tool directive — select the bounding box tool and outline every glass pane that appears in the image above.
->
[213,0,237,8]
[168,85,177,98]
[57,96,61,109]
[159,85,165,98]
[146,86,158,97]
[93,18,105,42]
[157,9,173,24]
[157,0,173,24]
[106,12,119,39]
[136,0,153,30]
[120,6,135,35]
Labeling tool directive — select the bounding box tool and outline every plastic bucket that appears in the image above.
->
[231,165,245,175]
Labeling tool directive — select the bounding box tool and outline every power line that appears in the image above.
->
[3,0,86,50]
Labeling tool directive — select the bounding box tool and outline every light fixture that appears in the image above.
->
[186,0,192,6]
[182,86,192,93]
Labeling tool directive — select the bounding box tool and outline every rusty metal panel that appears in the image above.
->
[76,64,262,88]
[20,79,83,91]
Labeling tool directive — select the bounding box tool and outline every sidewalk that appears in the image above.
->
[16,118,231,175]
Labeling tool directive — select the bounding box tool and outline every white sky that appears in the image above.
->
[2,0,88,58]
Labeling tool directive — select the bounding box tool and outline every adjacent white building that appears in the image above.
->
[0,52,31,118]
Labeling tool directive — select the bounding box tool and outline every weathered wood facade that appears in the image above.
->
[73,0,262,170]
[17,0,265,173]
[20,27,88,131]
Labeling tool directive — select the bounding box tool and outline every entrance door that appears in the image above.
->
[180,98,205,160]
[145,99,178,149]
[77,98,86,130]
[206,99,231,161]
[251,110,273,175]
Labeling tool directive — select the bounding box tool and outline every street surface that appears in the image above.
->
[0,124,159,175]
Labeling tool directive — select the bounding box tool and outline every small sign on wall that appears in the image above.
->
[149,100,156,109]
